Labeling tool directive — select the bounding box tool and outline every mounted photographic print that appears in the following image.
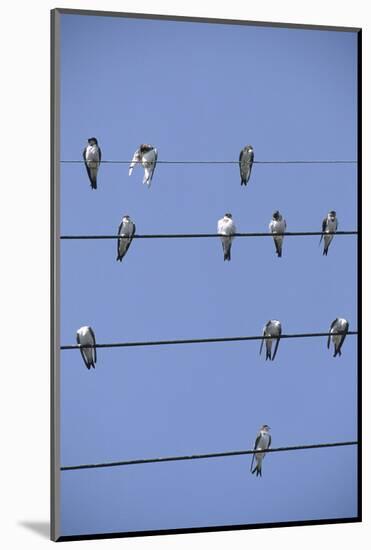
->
[51,8,361,542]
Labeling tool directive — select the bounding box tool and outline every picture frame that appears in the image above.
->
[51,8,361,541]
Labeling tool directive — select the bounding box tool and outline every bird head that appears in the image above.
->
[140,144,152,153]
[245,144,253,152]
[225,213,233,219]
[88,137,98,145]
[329,210,337,219]
[272,210,281,220]
[261,425,271,432]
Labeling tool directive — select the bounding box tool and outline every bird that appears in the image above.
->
[83,137,102,189]
[328,318,349,357]
[217,213,236,261]
[269,210,287,257]
[129,144,158,187]
[259,320,282,361]
[320,210,338,255]
[117,215,136,262]
[239,145,254,186]
[76,326,97,369]
[250,425,271,477]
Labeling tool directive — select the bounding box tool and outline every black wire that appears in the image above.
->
[61,231,357,240]
[61,159,357,165]
[61,441,357,471]
[61,331,357,350]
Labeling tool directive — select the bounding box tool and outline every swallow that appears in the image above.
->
[239,145,254,186]
[269,211,287,258]
[259,320,282,361]
[320,210,338,255]
[129,144,158,187]
[76,326,97,369]
[217,213,236,261]
[83,137,102,189]
[117,215,136,262]
[328,318,349,357]
[250,425,271,477]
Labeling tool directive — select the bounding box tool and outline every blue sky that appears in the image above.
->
[59,14,358,537]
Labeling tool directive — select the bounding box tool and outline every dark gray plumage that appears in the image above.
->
[320,210,338,256]
[239,145,254,186]
[83,137,102,189]
[327,318,349,357]
[76,326,97,369]
[259,320,282,361]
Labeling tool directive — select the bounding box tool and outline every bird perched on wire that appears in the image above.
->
[76,326,97,369]
[269,210,287,258]
[217,213,236,261]
[328,318,349,357]
[129,144,158,187]
[117,215,136,262]
[260,320,282,361]
[251,425,271,477]
[320,210,338,255]
[83,137,102,189]
[239,145,254,186]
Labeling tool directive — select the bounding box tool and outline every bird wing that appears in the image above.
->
[77,331,90,369]
[320,217,327,244]
[89,327,97,364]
[117,221,124,258]
[259,325,267,355]
[82,147,91,179]
[328,318,338,348]
[146,149,158,186]
[250,434,261,472]
[125,222,136,254]
[129,149,141,175]
[150,148,158,179]
[336,321,349,353]
[336,331,347,354]
[98,146,102,164]
[238,149,244,177]
[272,324,282,361]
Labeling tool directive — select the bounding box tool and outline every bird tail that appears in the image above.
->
[223,239,231,261]
[251,460,262,477]
[241,178,247,186]
[266,342,271,361]
[259,338,264,356]
[88,168,97,189]
[274,238,282,258]
[89,173,97,189]
[143,166,153,187]
[323,235,333,256]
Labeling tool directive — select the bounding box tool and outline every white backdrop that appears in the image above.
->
[0,1,368,548]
